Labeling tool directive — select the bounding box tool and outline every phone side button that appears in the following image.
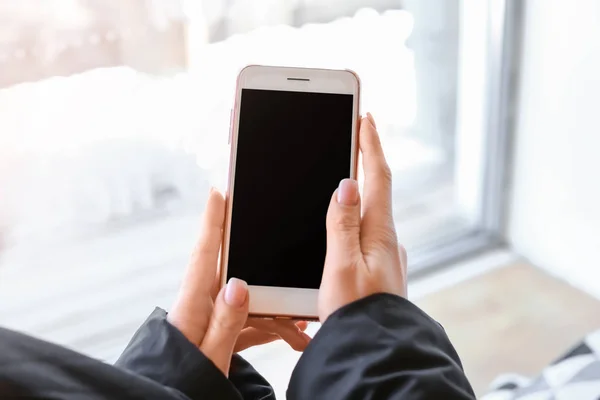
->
[228,108,233,144]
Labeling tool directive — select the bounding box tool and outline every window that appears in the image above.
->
[0,0,516,363]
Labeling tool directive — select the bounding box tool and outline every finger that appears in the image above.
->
[366,111,377,128]
[399,244,408,296]
[182,188,226,297]
[168,189,226,345]
[234,321,310,352]
[325,179,362,271]
[210,263,221,300]
[244,319,309,333]
[246,319,311,351]
[399,244,408,268]
[234,328,280,353]
[244,319,309,332]
[200,278,249,376]
[360,114,395,233]
[295,321,309,331]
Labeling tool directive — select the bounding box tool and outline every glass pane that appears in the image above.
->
[0,0,464,364]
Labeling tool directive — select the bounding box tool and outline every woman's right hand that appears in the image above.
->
[318,113,408,322]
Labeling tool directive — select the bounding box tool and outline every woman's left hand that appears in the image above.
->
[167,188,311,376]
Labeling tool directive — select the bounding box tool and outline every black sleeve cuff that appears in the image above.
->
[115,307,241,400]
[230,354,276,400]
[288,293,474,400]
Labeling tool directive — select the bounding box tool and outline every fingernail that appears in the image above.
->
[209,186,215,194]
[337,179,359,206]
[225,278,248,307]
[366,112,376,128]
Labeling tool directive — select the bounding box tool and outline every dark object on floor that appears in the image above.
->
[482,329,600,399]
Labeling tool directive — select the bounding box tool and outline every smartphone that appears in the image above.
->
[220,65,360,319]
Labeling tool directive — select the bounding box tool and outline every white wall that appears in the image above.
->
[508,0,600,298]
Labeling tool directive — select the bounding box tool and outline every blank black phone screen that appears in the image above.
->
[226,89,354,289]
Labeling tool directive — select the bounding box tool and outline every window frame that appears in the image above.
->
[409,0,523,276]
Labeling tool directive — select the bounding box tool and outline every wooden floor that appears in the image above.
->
[416,262,600,395]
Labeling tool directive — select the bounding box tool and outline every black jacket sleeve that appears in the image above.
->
[0,323,189,399]
[287,293,475,400]
[115,307,275,400]
[0,308,274,400]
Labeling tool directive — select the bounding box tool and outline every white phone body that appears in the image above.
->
[220,65,360,320]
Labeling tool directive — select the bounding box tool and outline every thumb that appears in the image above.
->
[325,179,361,269]
[199,278,249,376]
